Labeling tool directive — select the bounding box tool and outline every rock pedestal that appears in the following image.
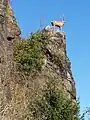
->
[43,30,76,99]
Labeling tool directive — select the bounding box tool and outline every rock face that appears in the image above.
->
[42,30,76,100]
[0,1,21,83]
[6,4,21,40]
[0,2,21,119]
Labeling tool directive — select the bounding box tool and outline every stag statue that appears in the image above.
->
[51,16,66,31]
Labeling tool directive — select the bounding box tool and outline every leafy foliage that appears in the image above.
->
[29,78,80,120]
[13,31,48,73]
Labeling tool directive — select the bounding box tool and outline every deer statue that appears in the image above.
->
[51,16,66,31]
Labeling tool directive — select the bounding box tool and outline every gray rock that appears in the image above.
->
[42,30,76,99]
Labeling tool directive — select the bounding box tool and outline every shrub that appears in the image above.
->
[13,31,48,73]
[29,78,80,120]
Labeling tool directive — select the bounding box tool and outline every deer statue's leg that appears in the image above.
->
[59,27,61,31]
[53,25,55,30]
[61,27,62,31]
[60,27,62,31]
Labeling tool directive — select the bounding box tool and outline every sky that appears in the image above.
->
[11,0,90,114]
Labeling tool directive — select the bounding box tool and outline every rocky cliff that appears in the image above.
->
[0,1,76,120]
[38,30,76,99]
[0,2,21,119]
[0,1,21,86]
[41,30,76,100]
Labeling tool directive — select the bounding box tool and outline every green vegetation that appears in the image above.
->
[13,31,48,73]
[28,78,80,120]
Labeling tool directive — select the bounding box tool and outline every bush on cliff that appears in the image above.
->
[28,78,80,120]
[13,31,48,73]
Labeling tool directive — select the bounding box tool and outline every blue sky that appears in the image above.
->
[11,0,90,113]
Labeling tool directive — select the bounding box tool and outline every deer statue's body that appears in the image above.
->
[51,20,65,31]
